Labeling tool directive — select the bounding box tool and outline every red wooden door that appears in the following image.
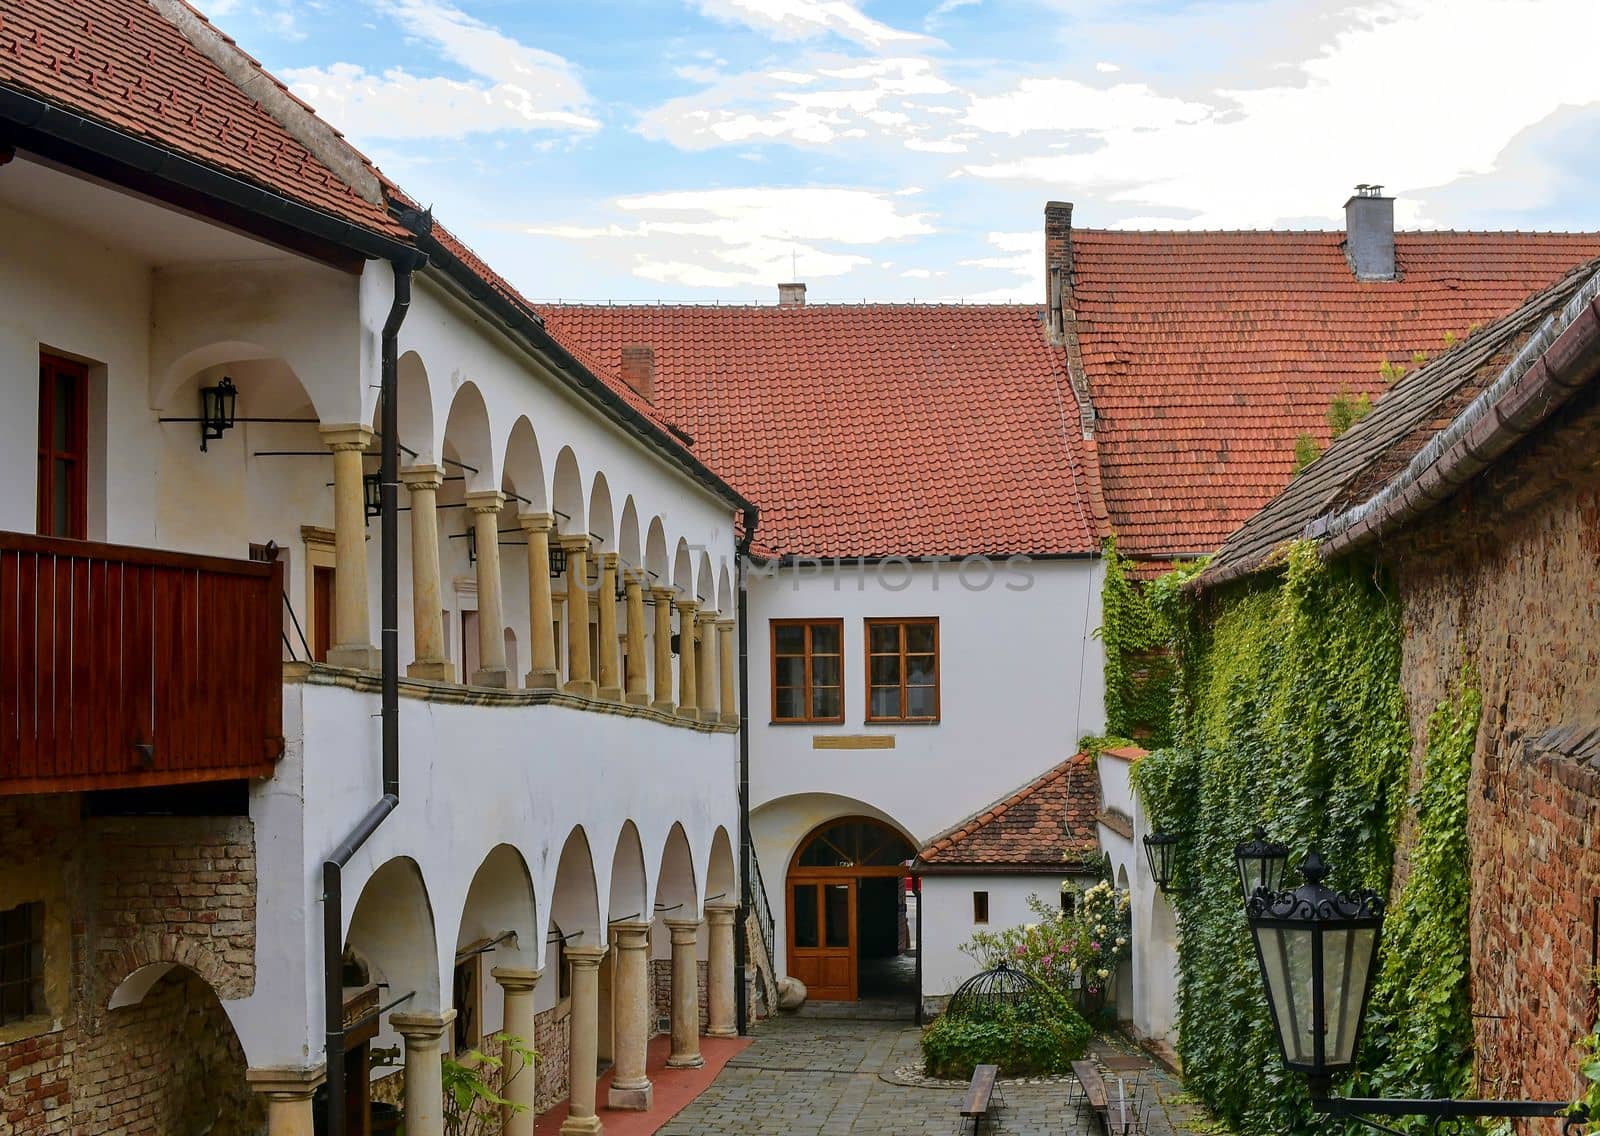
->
[788,876,856,1001]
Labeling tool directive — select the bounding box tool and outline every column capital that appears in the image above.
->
[490,965,544,993]
[400,463,446,491]
[318,422,374,452]
[518,511,555,535]
[696,609,718,627]
[716,617,735,631]
[464,489,507,514]
[556,532,592,554]
[564,943,609,968]
[675,598,700,616]
[704,902,738,926]
[247,1065,326,1101]
[650,585,678,603]
[608,920,651,948]
[664,917,703,945]
[623,567,648,587]
[390,1008,457,1044]
[598,551,620,570]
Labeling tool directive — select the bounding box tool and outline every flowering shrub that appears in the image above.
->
[921,987,1091,1079]
[961,879,1132,1012]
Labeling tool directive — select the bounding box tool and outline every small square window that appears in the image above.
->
[1061,889,1078,916]
[972,891,989,925]
[0,901,45,1026]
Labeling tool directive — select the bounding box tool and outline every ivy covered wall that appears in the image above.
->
[1129,543,1480,1135]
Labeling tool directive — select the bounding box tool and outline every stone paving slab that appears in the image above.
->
[658,1013,1216,1136]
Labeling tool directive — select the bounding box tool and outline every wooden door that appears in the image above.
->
[788,876,856,1000]
[312,566,335,663]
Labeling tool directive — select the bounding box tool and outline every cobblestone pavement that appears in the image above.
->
[658,1010,1212,1136]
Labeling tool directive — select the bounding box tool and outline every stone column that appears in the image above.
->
[390,1010,456,1136]
[675,600,699,720]
[665,918,704,1068]
[650,587,676,713]
[705,904,738,1037]
[465,490,511,688]
[319,423,377,670]
[623,569,649,706]
[606,922,653,1110]
[596,553,622,701]
[561,945,608,1136]
[399,465,452,681]
[492,967,542,1136]
[560,535,596,699]
[246,1066,324,1136]
[717,619,738,726]
[696,610,718,723]
[519,514,560,689]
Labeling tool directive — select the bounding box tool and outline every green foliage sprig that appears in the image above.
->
[1131,544,1413,1135]
[1099,540,1206,745]
[921,987,1092,1079]
[443,1034,537,1136]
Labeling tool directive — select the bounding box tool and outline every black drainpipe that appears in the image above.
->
[322,252,421,1136]
[734,505,759,1035]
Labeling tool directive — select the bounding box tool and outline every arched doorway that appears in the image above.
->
[786,816,915,1001]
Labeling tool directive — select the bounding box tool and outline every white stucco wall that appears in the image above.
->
[919,872,1097,1004]
[1097,749,1179,1045]
[746,557,1107,988]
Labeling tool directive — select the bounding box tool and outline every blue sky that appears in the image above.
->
[207,0,1600,303]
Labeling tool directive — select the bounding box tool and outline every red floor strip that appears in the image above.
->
[534,1033,753,1136]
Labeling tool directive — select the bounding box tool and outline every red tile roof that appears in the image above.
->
[536,303,1106,558]
[1070,229,1600,558]
[915,751,1100,870]
[0,0,406,238]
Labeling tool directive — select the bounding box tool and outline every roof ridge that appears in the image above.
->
[535,300,1039,310]
[148,0,387,207]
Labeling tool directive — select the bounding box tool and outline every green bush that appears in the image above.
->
[921,992,1091,1080]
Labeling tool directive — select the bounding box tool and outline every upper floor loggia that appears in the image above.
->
[0,147,744,797]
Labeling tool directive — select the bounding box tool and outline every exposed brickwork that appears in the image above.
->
[533,1002,572,1115]
[1388,391,1600,1103]
[651,959,711,1035]
[0,796,259,1133]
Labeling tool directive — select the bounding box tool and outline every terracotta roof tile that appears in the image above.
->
[536,303,1103,559]
[916,751,1100,869]
[1071,229,1600,558]
[0,0,406,238]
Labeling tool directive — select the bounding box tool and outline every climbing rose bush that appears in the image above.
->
[961,880,1132,1006]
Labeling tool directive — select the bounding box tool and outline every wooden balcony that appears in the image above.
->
[0,532,284,795]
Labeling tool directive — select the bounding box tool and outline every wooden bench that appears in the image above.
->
[959,1063,1001,1133]
[1072,1059,1137,1136]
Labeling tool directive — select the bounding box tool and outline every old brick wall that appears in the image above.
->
[651,958,710,1036]
[0,796,261,1134]
[533,1002,572,1114]
[1389,395,1600,1103]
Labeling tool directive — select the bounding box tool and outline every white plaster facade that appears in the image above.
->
[745,557,1108,1002]
[0,148,744,1106]
[1096,748,1179,1045]
[918,872,1097,1002]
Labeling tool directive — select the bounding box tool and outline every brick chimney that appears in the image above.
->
[1045,201,1073,343]
[620,344,655,402]
[1344,185,1396,281]
[778,282,807,307]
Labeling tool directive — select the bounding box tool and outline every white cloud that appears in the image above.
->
[693,0,937,51]
[283,0,598,141]
[519,187,936,288]
[964,77,1209,137]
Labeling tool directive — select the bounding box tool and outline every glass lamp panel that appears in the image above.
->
[1255,924,1316,1064]
[1322,926,1378,1067]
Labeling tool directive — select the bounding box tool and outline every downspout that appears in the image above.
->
[322,253,421,1136]
[734,504,760,1035]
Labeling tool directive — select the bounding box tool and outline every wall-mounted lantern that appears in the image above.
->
[1142,831,1180,895]
[1245,849,1574,1126]
[465,523,477,565]
[363,472,383,522]
[199,376,238,452]
[1234,826,1289,901]
[548,545,567,578]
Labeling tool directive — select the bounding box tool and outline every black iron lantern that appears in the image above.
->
[1143,831,1180,895]
[548,544,567,579]
[363,471,383,521]
[1235,825,1290,901]
[465,523,477,564]
[1246,851,1384,1091]
[199,375,238,451]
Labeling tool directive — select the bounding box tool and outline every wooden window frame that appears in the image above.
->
[973,891,990,925]
[864,618,941,723]
[0,900,45,1027]
[37,353,89,540]
[769,618,845,725]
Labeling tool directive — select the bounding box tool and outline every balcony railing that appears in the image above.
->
[0,532,284,795]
